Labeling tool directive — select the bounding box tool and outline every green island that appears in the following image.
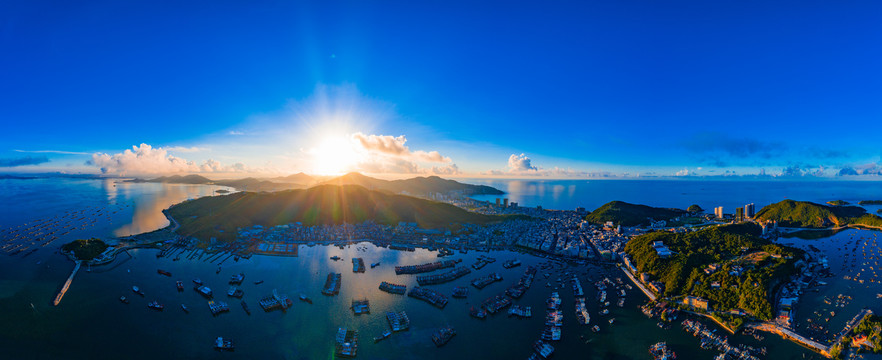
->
[61,238,109,261]
[755,200,882,229]
[585,201,687,227]
[168,184,518,242]
[827,200,850,206]
[859,200,882,205]
[624,223,802,320]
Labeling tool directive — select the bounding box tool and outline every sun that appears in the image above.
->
[311,136,359,175]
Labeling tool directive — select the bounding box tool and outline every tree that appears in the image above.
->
[687,204,704,213]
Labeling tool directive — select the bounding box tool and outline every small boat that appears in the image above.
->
[374,330,392,342]
[181,304,189,313]
[214,337,234,351]
[371,262,380,268]
[253,280,264,285]
[216,267,222,274]
[299,294,312,304]
[132,286,144,296]
[176,281,184,291]
[330,256,341,261]
[157,269,172,277]
[592,325,600,332]
[193,278,203,285]
[147,300,164,311]
[119,296,129,304]
[241,301,251,315]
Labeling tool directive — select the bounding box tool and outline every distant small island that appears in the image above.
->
[686,204,704,213]
[826,200,850,206]
[859,200,882,205]
[585,201,687,227]
[61,238,109,261]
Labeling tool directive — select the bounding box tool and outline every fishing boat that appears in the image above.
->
[119,296,129,304]
[132,286,144,296]
[373,330,392,342]
[241,301,251,315]
[176,281,184,291]
[181,304,189,313]
[300,294,313,304]
[371,262,380,268]
[214,337,234,351]
[193,278,203,285]
[147,300,164,311]
[254,280,264,285]
[157,269,172,277]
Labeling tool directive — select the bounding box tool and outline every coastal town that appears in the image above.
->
[29,184,882,359]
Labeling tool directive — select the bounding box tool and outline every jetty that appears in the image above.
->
[53,261,82,306]
[618,265,656,301]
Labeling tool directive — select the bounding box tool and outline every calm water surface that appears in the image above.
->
[4,178,878,359]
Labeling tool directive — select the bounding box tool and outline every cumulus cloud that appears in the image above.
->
[837,162,882,176]
[87,143,249,176]
[508,153,537,172]
[675,168,692,176]
[0,155,50,167]
[431,163,461,175]
[343,132,457,175]
[228,130,245,136]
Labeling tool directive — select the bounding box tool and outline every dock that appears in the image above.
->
[618,265,656,301]
[53,261,82,306]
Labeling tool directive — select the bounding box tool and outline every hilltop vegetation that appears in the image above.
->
[624,223,802,320]
[755,200,882,228]
[322,173,503,196]
[687,204,704,213]
[585,201,686,227]
[859,200,882,205]
[61,238,109,261]
[827,200,850,206]
[168,184,515,242]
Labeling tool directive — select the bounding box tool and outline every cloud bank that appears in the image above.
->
[347,133,459,175]
[87,144,249,176]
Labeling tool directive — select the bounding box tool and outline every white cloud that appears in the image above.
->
[87,143,251,176]
[228,130,245,136]
[340,132,457,175]
[508,153,537,172]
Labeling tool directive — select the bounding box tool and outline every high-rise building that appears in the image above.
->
[744,203,756,218]
[714,206,724,219]
[495,198,501,206]
[503,198,509,207]
[735,207,744,222]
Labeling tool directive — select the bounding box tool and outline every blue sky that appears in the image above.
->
[2,1,881,178]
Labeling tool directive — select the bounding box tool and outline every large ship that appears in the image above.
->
[334,328,358,358]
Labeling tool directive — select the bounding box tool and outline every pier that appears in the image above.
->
[748,309,873,358]
[618,265,656,301]
[53,261,82,306]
